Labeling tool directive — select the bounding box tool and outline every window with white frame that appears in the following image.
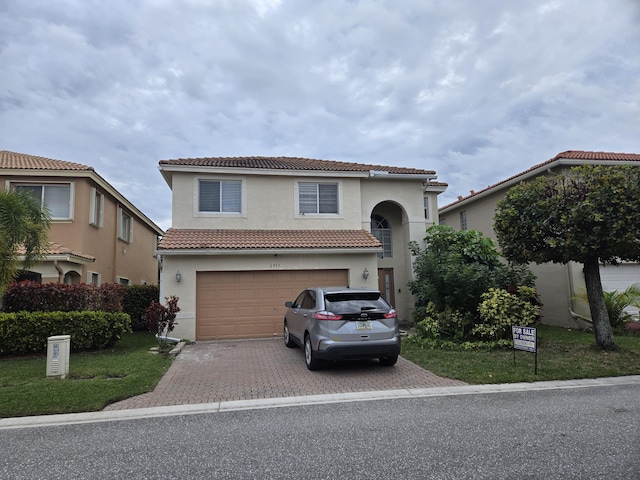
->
[117,277,130,286]
[89,188,104,227]
[118,207,133,242]
[371,214,392,258]
[298,182,339,214]
[14,183,73,220]
[198,179,242,213]
[88,272,101,285]
[460,211,468,231]
[423,196,430,220]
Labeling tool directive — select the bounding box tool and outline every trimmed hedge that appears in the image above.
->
[2,281,124,312]
[122,284,160,331]
[0,311,131,356]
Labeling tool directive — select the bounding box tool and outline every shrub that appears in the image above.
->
[475,286,540,340]
[122,284,160,331]
[2,281,124,312]
[0,311,131,355]
[142,296,180,348]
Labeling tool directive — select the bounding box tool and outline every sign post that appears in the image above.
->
[512,326,537,374]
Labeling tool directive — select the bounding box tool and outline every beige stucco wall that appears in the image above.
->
[170,172,365,230]
[2,174,160,285]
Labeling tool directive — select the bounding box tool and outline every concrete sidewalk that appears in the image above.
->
[103,338,467,411]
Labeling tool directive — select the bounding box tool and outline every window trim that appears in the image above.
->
[87,271,101,285]
[423,196,430,220]
[371,214,392,258]
[460,211,468,231]
[194,177,245,217]
[12,181,74,221]
[295,181,341,217]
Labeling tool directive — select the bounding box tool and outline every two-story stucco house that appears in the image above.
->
[438,150,640,328]
[1,151,164,285]
[157,156,445,341]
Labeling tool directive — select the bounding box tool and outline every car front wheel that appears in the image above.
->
[283,321,295,348]
[304,335,322,371]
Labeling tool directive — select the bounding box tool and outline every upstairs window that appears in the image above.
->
[423,196,430,220]
[90,188,104,227]
[460,211,468,231]
[118,207,133,243]
[199,179,242,213]
[298,182,338,214]
[371,214,392,258]
[14,183,72,220]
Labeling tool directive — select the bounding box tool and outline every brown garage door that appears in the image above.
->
[196,269,349,340]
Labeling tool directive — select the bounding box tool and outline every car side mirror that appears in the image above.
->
[285,301,293,308]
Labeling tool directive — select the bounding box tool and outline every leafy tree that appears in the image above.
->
[409,226,536,341]
[494,165,640,350]
[0,189,50,295]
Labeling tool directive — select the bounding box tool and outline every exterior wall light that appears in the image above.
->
[363,267,369,280]
[176,270,182,283]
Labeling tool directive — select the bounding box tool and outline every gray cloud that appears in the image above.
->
[1,0,639,229]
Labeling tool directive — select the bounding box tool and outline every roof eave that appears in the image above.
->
[157,247,382,256]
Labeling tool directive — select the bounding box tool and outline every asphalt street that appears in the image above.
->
[2,379,639,479]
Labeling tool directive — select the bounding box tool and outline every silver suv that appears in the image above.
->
[283,287,401,370]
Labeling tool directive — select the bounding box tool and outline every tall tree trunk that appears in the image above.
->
[583,257,617,350]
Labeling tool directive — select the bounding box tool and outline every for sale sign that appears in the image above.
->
[512,326,537,353]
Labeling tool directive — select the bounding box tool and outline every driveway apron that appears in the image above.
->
[104,338,466,410]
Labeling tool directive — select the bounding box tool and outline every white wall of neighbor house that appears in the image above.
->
[160,251,381,341]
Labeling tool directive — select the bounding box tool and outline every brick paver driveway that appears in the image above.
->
[104,338,466,410]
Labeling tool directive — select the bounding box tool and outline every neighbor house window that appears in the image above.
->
[298,182,338,214]
[423,196,430,220]
[88,272,101,285]
[89,188,104,227]
[118,207,133,242]
[460,211,468,231]
[117,277,130,286]
[371,214,392,258]
[199,179,242,213]
[14,183,73,220]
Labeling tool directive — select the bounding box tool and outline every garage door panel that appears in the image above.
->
[196,269,348,340]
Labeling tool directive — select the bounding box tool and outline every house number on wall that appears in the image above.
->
[270,263,281,268]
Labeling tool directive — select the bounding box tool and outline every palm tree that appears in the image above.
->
[0,189,50,295]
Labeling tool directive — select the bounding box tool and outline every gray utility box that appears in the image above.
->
[46,335,70,379]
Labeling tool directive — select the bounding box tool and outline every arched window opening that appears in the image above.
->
[371,214,392,258]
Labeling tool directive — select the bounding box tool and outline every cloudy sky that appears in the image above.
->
[2,0,639,230]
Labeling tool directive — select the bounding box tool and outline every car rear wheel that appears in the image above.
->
[379,355,398,367]
[304,334,322,371]
[283,321,295,348]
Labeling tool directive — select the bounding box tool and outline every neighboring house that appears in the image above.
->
[438,150,640,328]
[0,151,164,286]
[157,156,445,341]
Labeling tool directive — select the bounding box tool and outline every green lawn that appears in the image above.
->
[0,332,172,418]
[2,325,639,419]
[401,324,640,384]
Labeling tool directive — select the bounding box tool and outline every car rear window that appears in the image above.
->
[324,292,390,314]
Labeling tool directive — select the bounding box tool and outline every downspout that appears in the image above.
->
[567,262,593,326]
[54,260,64,284]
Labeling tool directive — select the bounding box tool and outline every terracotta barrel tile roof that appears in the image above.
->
[440,150,640,209]
[0,150,93,171]
[159,155,435,175]
[158,229,382,250]
[17,242,95,262]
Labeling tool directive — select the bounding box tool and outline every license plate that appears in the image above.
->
[356,320,372,330]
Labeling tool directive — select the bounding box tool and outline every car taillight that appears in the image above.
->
[383,309,397,319]
[314,311,343,320]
